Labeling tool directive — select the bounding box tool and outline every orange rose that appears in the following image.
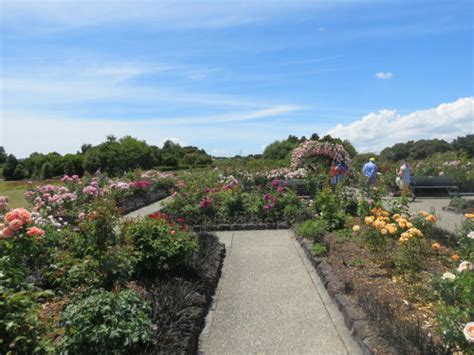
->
[431,243,441,251]
[451,254,461,262]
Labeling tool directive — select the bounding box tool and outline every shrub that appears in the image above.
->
[59,288,155,353]
[314,186,353,231]
[298,219,327,241]
[0,289,49,354]
[125,218,198,274]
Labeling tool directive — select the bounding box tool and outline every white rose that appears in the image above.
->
[457,261,473,272]
[467,231,474,240]
[464,322,474,343]
[442,272,456,282]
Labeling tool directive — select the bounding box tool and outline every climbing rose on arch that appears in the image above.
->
[290,140,352,170]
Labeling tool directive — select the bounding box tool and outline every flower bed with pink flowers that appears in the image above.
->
[0,170,225,354]
[161,170,311,227]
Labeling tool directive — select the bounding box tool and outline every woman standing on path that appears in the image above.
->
[398,160,411,196]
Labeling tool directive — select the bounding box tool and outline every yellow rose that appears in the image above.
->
[464,213,474,219]
[380,228,388,235]
[352,225,361,232]
[406,222,413,228]
[426,215,437,223]
[420,211,429,217]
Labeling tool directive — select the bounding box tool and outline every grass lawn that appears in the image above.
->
[0,180,31,208]
[0,179,62,209]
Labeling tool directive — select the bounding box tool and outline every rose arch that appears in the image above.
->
[290,140,352,170]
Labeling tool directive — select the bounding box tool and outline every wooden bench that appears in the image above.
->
[409,176,459,197]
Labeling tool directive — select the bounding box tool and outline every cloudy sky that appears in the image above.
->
[1,0,473,158]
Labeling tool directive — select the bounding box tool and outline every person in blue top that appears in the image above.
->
[336,160,348,184]
[362,157,377,198]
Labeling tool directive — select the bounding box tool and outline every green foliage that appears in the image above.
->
[12,164,28,180]
[432,271,473,353]
[263,137,299,160]
[0,289,49,353]
[451,134,474,157]
[312,242,328,256]
[298,219,327,241]
[0,146,6,164]
[124,218,198,273]
[59,288,155,353]
[314,185,351,231]
[349,257,366,267]
[40,162,53,179]
[380,135,473,162]
[2,154,18,180]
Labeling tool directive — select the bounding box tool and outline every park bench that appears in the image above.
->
[409,176,459,198]
[453,179,474,196]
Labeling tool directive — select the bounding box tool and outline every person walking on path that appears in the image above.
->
[362,157,378,198]
[398,160,412,197]
[329,161,338,191]
[336,160,348,184]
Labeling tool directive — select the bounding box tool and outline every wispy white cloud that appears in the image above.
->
[327,97,474,152]
[0,104,302,157]
[376,71,393,80]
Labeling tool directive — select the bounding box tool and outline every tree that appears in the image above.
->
[263,139,299,160]
[0,146,6,164]
[2,154,18,180]
[81,144,93,154]
[12,164,28,180]
[40,162,53,179]
[162,154,179,168]
[452,134,474,157]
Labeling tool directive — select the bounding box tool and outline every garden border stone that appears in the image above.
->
[294,231,396,355]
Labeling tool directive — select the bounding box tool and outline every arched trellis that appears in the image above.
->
[290,140,352,171]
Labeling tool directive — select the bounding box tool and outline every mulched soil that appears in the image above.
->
[322,225,455,354]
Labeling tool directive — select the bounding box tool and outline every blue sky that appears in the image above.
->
[1,0,473,157]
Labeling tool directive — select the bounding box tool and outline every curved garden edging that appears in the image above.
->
[292,228,396,355]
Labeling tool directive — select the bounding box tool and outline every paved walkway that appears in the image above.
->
[122,196,172,219]
[408,197,468,234]
[384,196,470,234]
[199,230,362,355]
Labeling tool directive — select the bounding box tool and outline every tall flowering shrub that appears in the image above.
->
[290,140,352,170]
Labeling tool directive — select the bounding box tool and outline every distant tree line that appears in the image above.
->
[379,135,474,162]
[262,133,357,161]
[0,135,212,180]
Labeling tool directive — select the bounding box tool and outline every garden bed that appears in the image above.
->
[295,227,463,354]
[141,232,225,354]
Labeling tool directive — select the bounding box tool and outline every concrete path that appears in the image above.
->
[407,197,468,234]
[122,196,172,219]
[199,230,362,355]
[384,195,470,234]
